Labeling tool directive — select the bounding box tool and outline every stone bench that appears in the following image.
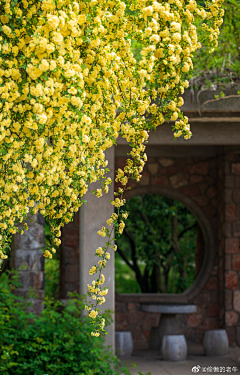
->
[162,334,187,361]
[115,331,133,358]
[141,304,197,350]
[203,329,229,356]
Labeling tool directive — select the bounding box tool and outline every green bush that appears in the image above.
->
[0,272,131,375]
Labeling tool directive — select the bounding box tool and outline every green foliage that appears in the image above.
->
[115,256,141,294]
[193,0,240,88]
[44,258,60,299]
[0,272,131,375]
[44,220,60,299]
[115,195,198,294]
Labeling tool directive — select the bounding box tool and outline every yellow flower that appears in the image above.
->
[52,32,63,45]
[89,266,97,275]
[89,310,98,318]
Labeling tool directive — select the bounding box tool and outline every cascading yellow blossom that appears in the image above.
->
[0,0,224,334]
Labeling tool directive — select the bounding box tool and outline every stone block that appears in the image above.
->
[225,290,233,310]
[143,313,160,331]
[127,310,144,325]
[207,187,217,199]
[225,254,232,270]
[225,154,236,162]
[225,238,239,254]
[224,189,233,204]
[158,158,175,167]
[187,311,203,328]
[178,159,190,167]
[116,312,127,323]
[198,182,208,194]
[211,265,218,275]
[161,165,181,176]
[151,175,169,186]
[115,331,133,358]
[205,176,215,186]
[225,176,236,188]
[203,330,228,356]
[18,272,29,289]
[192,195,209,207]
[28,271,44,290]
[15,221,45,250]
[210,291,219,304]
[181,185,199,196]
[147,162,159,175]
[203,205,217,218]
[139,171,150,186]
[128,302,138,310]
[185,162,209,175]
[190,175,204,184]
[225,205,238,222]
[233,290,240,313]
[224,161,231,175]
[143,330,151,340]
[207,304,219,317]
[170,173,188,189]
[232,255,240,270]
[232,222,240,237]
[211,198,218,208]
[146,158,156,163]
[15,249,44,271]
[225,271,238,290]
[223,223,232,237]
[232,163,240,175]
[116,302,127,312]
[26,298,44,314]
[115,318,128,331]
[193,291,211,305]
[161,335,187,361]
[225,311,238,326]
[204,276,218,290]
[200,318,218,331]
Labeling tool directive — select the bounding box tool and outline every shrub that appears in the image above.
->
[0,272,131,375]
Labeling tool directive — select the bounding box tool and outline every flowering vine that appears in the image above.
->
[0,0,224,335]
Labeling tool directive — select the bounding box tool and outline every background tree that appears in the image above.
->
[193,0,240,89]
[115,194,199,294]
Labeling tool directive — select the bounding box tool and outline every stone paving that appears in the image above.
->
[121,345,240,375]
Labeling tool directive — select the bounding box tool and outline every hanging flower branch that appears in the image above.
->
[0,0,223,335]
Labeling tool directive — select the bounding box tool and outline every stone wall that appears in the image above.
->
[115,150,240,349]
[115,301,160,350]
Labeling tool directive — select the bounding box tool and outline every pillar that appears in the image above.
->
[79,146,115,351]
[222,151,240,345]
[11,213,45,313]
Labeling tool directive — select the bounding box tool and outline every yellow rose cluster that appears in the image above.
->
[0,0,223,334]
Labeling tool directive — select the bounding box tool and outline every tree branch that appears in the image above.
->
[178,222,197,239]
[202,95,240,108]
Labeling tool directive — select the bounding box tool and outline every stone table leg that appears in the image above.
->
[150,314,182,350]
